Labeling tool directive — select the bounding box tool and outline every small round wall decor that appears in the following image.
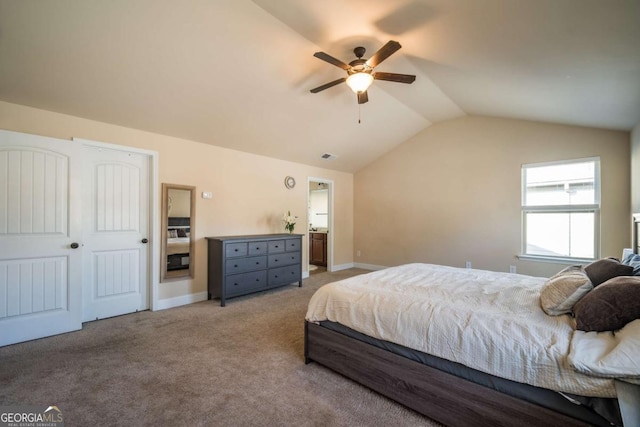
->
[284,176,296,189]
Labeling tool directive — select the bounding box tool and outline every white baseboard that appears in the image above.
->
[154,291,208,311]
[153,264,381,310]
[330,262,354,271]
[353,262,388,271]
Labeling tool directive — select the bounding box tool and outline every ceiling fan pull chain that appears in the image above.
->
[358,103,361,124]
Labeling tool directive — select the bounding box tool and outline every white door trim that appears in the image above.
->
[73,138,160,312]
[307,176,334,272]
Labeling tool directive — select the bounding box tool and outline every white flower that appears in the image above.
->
[283,211,297,225]
[283,211,297,232]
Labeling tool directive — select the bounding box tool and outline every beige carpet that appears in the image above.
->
[0,269,442,427]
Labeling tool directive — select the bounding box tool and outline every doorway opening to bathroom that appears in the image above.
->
[307,178,333,275]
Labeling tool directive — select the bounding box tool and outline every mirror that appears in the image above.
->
[309,187,329,230]
[161,183,195,282]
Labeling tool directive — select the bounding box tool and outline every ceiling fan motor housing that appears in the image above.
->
[348,59,371,75]
[349,47,370,75]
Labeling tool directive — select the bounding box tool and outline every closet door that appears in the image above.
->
[0,130,83,346]
[81,145,150,322]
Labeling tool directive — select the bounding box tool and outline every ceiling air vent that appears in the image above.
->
[321,153,337,160]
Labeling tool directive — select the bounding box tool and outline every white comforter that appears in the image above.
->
[306,263,615,397]
[167,237,190,255]
[569,319,640,384]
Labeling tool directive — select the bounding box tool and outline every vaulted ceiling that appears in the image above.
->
[1,1,638,172]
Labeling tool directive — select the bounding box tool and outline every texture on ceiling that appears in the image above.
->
[0,0,638,172]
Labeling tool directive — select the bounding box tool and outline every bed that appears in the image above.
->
[167,237,190,256]
[304,262,640,426]
[167,217,191,271]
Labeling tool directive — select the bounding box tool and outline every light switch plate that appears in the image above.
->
[202,191,212,199]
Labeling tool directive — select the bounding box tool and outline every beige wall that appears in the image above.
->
[167,188,192,218]
[0,101,354,301]
[354,115,630,277]
[631,122,640,213]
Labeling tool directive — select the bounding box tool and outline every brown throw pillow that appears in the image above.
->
[573,276,640,332]
[584,258,633,287]
[540,266,593,316]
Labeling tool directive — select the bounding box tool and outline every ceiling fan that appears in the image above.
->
[310,40,416,104]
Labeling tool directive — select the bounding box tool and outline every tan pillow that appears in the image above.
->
[540,265,593,316]
[573,276,640,332]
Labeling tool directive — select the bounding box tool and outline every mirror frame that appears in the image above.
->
[161,183,196,282]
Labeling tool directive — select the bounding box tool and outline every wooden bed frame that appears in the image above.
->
[304,320,594,427]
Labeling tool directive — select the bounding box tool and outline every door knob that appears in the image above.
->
[70,242,79,249]
[141,238,149,244]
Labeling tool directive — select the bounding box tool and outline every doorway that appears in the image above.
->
[0,130,157,346]
[308,178,333,275]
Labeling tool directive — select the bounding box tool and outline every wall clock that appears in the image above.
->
[284,176,296,189]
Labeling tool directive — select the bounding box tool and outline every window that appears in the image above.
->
[521,158,600,262]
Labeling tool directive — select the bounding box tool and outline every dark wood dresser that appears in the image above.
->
[206,234,302,306]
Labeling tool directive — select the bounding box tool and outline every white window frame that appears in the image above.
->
[519,157,601,264]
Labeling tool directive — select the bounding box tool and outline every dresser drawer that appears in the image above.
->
[225,270,267,295]
[248,241,267,256]
[268,240,285,253]
[285,238,300,251]
[268,251,300,268]
[225,242,247,258]
[225,256,267,275]
[268,265,301,287]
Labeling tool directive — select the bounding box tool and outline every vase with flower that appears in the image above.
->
[283,211,297,234]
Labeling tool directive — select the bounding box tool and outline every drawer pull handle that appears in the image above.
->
[275,245,279,248]
[234,249,239,252]
[275,275,278,278]
[234,283,238,286]
[256,262,260,265]
[256,278,260,282]
[234,264,238,268]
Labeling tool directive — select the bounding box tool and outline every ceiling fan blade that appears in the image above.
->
[357,91,369,104]
[374,72,416,84]
[313,52,351,70]
[310,77,346,93]
[366,40,402,68]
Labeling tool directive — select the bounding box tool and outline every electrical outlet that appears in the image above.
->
[356,250,361,257]
[509,265,517,274]
[465,261,472,269]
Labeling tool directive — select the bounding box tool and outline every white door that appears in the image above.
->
[0,130,83,347]
[82,145,150,321]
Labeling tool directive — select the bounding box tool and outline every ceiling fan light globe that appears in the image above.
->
[346,72,373,93]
